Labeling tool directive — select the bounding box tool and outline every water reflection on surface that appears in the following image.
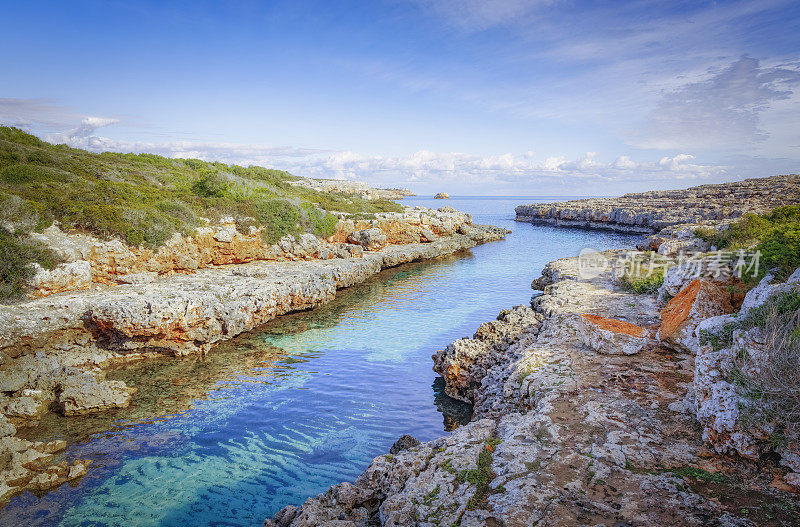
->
[2,197,639,526]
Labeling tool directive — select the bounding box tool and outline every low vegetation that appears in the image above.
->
[0,126,403,301]
[700,288,800,447]
[618,253,669,294]
[695,205,800,280]
[0,126,401,246]
[0,226,60,301]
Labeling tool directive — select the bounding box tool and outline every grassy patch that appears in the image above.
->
[0,126,402,250]
[618,253,669,294]
[669,466,730,484]
[699,288,800,351]
[458,437,502,511]
[700,287,800,445]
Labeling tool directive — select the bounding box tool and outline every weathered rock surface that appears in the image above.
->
[515,174,800,237]
[346,228,388,251]
[432,306,542,404]
[24,206,478,297]
[0,433,89,503]
[434,192,450,199]
[0,207,510,505]
[0,221,508,422]
[267,253,798,526]
[578,313,652,355]
[657,279,734,352]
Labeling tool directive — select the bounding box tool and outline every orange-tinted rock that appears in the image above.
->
[579,314,650,355]
[580,314,648,338]
[658,279,733,351]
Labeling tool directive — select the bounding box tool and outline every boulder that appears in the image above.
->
[419,229,438,243]
[58,375,136,416]
[578,314,650,355]
[346,228,387,251]
[389,435,420,455]
[433,192,450,199]
[29,260,92,297]
[657,279,733,352]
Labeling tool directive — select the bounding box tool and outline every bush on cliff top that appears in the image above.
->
[0,226,61,301]
[695,206,800,280]
[728,289,800,447]
[0,126,402,249]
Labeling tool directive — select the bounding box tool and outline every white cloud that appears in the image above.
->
[0,98,738,195]
[634,57,800,151]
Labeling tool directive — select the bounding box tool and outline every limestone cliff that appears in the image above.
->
[515,174,800,234]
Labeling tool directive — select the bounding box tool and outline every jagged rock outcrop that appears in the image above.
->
[515,174,800,236]
[267,253,798,526]
[434,192,450,199]
[657,279,734,352]
[432,306,542,404]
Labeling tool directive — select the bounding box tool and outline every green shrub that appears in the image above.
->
[758,222,800,280]
[696,206,800,281]
[0,163,64,184]
[191,171,229,198]
[156,200,201,234]
[254,198,300,244]
[0,126,45,147]
[620,268,665,294]
[0,227,60,301]
[300,203,337,239]
[0,125,401,251]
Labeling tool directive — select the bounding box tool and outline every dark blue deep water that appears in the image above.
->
[2,197,638,526]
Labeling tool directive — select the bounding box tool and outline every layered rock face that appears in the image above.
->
[693,269,800,479]
[25,207,474,297]
[515,174,800,234]
[267,253,799,526]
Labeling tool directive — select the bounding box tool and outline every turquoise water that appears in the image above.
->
[2,197,639,526]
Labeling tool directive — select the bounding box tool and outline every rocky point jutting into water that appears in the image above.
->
[266,174,800,526]
[515,174,800,233]
[0,203,508,503]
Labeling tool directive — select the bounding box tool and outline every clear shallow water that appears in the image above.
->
[3,197,639,527]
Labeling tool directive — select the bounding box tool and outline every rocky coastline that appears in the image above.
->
[265,176,800,526]
[0,205,508,503]
[515,174,800,235]
[267,251,800,527]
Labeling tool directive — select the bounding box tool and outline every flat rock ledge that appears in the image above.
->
[266,252,800,527]
[515,174,800,237]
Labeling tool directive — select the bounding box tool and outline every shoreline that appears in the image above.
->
[0,206,509,504]
[266,249,800,526]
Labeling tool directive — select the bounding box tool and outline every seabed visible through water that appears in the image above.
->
[2,197,639,526]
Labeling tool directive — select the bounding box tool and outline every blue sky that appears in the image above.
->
[2,0,799,195]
